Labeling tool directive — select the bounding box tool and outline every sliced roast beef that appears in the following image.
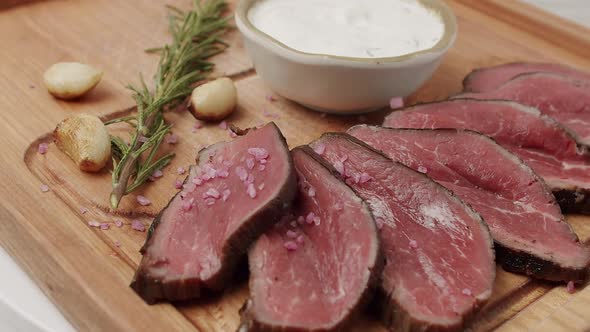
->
[309,134,495,332]
[130,123,297,303]
[349,126,590,282]
[463,62,590,93]
[456,72,590,145]
[240,146,382,331]
[383,99,590,213]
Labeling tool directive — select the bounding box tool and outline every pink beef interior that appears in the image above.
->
[464,63,590,93]
[349,126,590,270]
[458,73,590,145]
[383,100,590,191]
[141,124,291,285]
[310,135,495,326]
[249,148,379,329]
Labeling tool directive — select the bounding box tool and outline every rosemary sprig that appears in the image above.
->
[107,0,229,208]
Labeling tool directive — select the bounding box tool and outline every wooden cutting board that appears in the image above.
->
[1,0,590,331]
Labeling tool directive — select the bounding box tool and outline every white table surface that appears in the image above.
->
[1,1,588,332]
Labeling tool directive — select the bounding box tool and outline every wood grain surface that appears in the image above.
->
[1,0,590,331]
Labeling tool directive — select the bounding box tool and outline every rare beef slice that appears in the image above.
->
[383,99,590,214]
[310,133,495,332]
[240,146,382,331]
[349,126,590,282]
[131,123,297,303]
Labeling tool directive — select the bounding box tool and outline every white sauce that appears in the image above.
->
[247,0,445,58]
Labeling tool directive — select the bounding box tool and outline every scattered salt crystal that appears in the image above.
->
[265,94,276,102]
[247,147,269,161]
[138,135,149,143]
[79,207,89,214]
[313,143,326,155]
[205,198,216,206]
[131,220,146,232]
[182,198,195,212]
[308,187,316,197]
[247,183,257,198]
[151,169,163,179]
[258,165,266,171]
[174,180,183,189]
[417,166,428,174]
[409,240,418,249]
[229,131,237,138]
[258,183,265,190]
[218,121,228,130]
[334,203,343,211]
[165,134,178,144]
[183,184,196,194]
[235,166,248,181]
[192,177,203,186]
[389,97,404,109]
[246,157,255,170]
[297,216,305,224]
[193,121,203,129]
[202,164,217,180]
[284,241,298,251]
[222,189,231,202]
[136,195,151,206]
[88,220,101,228]
[38,143,49,155]
[359,172,373,184]
[114,240,121,247]
[263,109,273,118]
[39,184,49,192]
[462,288,472,296]
[114,220,123,228]
[216,168,229,178]
[305,212,316,225]
[353,174,361,184]
[375,218,384,230]
[286,230,298,239]
[333,161,344,175]
[246,174,255,184]
[296,235,304,244]
[204,188,220,199]
[313,216,321,226]
[177,166,186,175]
[567,281,576,294]
[100,223,110,230]
[340,155,348,163]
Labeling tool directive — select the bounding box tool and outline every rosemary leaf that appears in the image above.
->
[108,0,229,208]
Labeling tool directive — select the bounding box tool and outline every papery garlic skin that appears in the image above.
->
[54,114,111,172]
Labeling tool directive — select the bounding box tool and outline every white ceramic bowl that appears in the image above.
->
[235,0,457,114]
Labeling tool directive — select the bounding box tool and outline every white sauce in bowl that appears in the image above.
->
[247,0,445,58]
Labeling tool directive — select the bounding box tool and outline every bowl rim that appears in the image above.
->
[235,0,458,64]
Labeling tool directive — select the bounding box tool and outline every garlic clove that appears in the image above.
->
[189,77,237,121]
[43,62,103,100]
[54,114,111,172]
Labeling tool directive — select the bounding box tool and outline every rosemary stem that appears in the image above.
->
[108,0,228,209]
[110,111,159,208]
